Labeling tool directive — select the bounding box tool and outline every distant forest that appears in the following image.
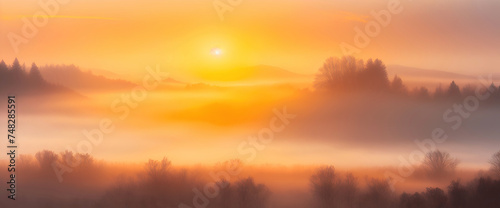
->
[314,56,500,102]
[2,57,499,103]
[0,58,74,95]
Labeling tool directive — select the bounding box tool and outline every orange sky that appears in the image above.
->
[1,0,500,173]
[1,0,499,80]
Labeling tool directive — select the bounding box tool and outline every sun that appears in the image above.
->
[211,48,222,56]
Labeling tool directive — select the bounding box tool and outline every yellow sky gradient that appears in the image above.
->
[1,0,499,81]
[1,0,500,174]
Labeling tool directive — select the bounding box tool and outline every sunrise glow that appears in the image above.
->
[1,0,500,207]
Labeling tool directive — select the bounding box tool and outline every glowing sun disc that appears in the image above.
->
[211,48,222,56]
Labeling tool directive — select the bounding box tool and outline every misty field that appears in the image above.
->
[1,150,500,208]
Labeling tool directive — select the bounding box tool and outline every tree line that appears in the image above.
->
[6,149,500,208]
[310,150,500,208]
[0,58,45,88]
[0,58,72,95]
[314,56,500,102]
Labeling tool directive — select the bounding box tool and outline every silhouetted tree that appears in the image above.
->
[214,178,234,208]
[0,58,68,96]
[424,187,447,208]
[400,193,412,208]
[0,60,7,73]
[314,56,364,90]
[489,151,500,178]
[0,60,8,85]
[235,177,270,208]
[28,63,44,84]
[310,165,338,208]
[145,157,171,182]
[59,151,94,171]
[11,58,26,79]
[488,83,499,102]
[11,58,21,70]
[489,83,497,92]
[398,188,447,208]
[340,173,358,208]
[422,150,458,178]
[361,58,389,90]
[314,56,395,93]
[35,150,60,178]
[360,178,394,208]
[400,192,425,208]
[391,75,406,94]
[447,81,461,98]
[497,85,500,100]
[100,157,198,208]
[447,180,468,208]
[470,177,500,208]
